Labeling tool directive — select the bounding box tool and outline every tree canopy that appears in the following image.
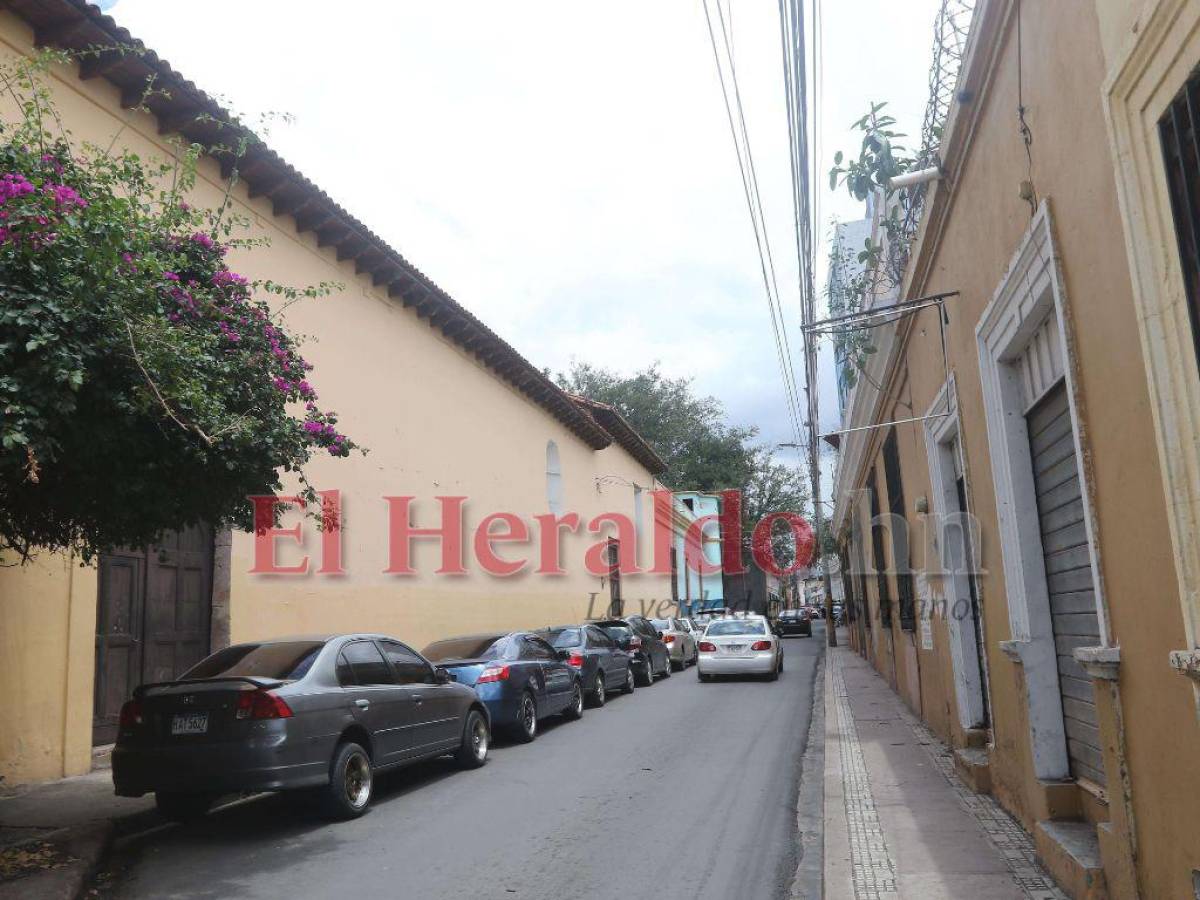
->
[556,361,811,561]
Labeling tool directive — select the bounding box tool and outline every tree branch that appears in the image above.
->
[124,319,214,447]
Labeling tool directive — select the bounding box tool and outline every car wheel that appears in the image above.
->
[698,671,711,683]
[320,741,373,820]
[636,660,654,687]
[155,791,214,823]
[661,654,672,678]
[778,653,785,673]
[563,680,584,720]
[670,656,683,672]
[510,690,538,743]
[623,666,637,694]
[590,673,607,708]
[454,709,489,769]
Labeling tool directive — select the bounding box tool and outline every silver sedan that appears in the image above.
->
[696,616,783,681]
[651,617,698,670]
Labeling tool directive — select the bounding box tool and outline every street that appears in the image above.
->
[101,634,824,900]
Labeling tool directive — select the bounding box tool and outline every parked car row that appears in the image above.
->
[110,613,692,823]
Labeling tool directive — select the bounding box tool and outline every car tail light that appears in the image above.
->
[476,664,510,684]
[567,653,584,668]
[235,689,293,720]
[662,634,676,644]
[629,637,643,650]
[119,699,143,727]
[698,641,716,652]
[751,640,772,651]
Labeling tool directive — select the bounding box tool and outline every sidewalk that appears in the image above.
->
[0,769,156,898]
[822,642,1068,900]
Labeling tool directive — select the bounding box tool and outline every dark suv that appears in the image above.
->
[595,616,671,687]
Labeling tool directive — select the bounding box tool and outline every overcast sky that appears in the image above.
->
[104,0,941,465]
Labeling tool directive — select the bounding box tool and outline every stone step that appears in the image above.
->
[953,746,992,794]
[1035,819,1108,900]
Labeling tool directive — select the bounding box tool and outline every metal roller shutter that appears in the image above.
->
[1026,381,1104,786]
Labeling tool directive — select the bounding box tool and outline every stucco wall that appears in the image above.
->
[0,12,671,782]
[0,558,97,783]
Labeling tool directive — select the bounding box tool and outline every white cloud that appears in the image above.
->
[107,0,942,456]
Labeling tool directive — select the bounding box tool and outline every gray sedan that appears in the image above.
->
[112,634,490,821]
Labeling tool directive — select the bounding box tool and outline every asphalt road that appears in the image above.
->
[106,629,825,900]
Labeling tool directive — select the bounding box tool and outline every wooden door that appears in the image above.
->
[93,525,213,745]
[93,552,145,745]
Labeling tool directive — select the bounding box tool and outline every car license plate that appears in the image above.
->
[725,644,746,654]
[171,712,208,735]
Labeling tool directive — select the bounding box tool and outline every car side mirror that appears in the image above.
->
[556,649,571,661]
[656,630,664,639]
[433,666,453,684]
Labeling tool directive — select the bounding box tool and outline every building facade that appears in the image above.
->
[832,1,1200,897]
[671,491,725,614]
[0,1,674,785]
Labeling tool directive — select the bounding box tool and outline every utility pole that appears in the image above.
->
[779,442,837,647]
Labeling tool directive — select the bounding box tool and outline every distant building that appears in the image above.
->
[828,215,873,413]
[671,491,724,614]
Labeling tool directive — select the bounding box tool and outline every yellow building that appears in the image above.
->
[832,0,1200,896]
[0,1,674,786]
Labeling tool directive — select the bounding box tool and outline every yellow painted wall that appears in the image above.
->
[841,1,1200,896]
[0,558,97,783]
[0,12,672,782]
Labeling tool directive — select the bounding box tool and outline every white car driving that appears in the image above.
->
[696,615,783,682]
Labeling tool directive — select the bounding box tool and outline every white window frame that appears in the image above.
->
[923,376,989,731]
[975,201,1109,780]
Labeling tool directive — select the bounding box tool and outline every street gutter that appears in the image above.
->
[789,640,826,899]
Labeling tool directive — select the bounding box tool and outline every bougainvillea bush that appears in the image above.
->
[0,55,357,561]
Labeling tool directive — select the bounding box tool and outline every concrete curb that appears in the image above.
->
[790,642,826,898]
[0,821,113,900]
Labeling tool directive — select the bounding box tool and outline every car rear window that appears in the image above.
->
[650,618,672,630]
[183,641,324,680]
[706,620,767,636]
[543,628,582,649]
[601,625,632,641]
[422,636,508,662]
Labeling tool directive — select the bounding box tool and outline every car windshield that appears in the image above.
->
[543,628,582,649]
[183,641,324,681]
[422,635,508,662]
[650,618,672,631]
[706,620,767,636]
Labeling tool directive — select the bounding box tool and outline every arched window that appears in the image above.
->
[546,441,564,515]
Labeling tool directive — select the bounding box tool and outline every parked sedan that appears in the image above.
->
[777,607,813,637]
[595,616,671,686]
[697,616,783,682]
[422,632,584,743]
[536,624,635,705]
[650,617,698,670]
[112,634,490,822]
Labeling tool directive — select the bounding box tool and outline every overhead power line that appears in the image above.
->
[701,0,808,459]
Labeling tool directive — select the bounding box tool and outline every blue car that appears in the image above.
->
[421,632,584,742]
[535,624,636,706]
